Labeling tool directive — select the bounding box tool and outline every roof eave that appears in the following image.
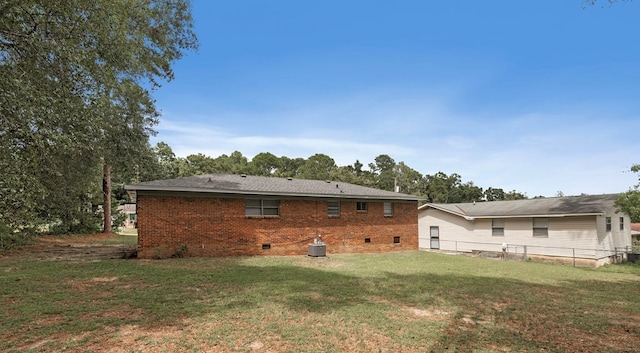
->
[125,185,421,201]
[472,213,605,219]
[419,203,469,218]
[420,204,606,220]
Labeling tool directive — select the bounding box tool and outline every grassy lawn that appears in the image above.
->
[116,227,138,236]
[1,251,639,352]
[97,234,138,246]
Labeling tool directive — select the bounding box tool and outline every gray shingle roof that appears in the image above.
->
[419,194,619,219]
[125,174,422,201]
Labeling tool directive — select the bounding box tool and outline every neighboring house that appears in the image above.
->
[125,174,421,259]
[418,194,632,267]
[117,203,137,229]
[631,223,640,243]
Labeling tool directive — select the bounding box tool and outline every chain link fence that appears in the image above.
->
[426,240,635,267]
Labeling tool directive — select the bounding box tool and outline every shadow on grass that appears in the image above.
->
[1,256,639,352]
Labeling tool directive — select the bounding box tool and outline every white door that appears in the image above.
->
[430,226,440,249]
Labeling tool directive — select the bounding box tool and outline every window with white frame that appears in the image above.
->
[327,200,340,216]
[245,199,280,216]
[532,217,548,237]
[606,217,612,232]
[356,202,368,212]
[492,219,505,236]
[383,202,394,216]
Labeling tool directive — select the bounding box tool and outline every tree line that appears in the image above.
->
[145,142,528,204]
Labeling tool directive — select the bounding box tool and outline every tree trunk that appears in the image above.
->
[103,163,112,233]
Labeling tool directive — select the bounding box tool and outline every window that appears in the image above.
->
[383,202,394,216]
[620,217,624,231]
[327,200,340,216]
[129,214,136,221]
[606,217,612,232]
[245,199,280,216]
[492,219,505,236]
[532,217,548,237]
[356,202,368,212]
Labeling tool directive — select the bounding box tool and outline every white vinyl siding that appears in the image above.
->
[419,208,610,259]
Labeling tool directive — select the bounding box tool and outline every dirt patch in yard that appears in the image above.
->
[3,233,136,261]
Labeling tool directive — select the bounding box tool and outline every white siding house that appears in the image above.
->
[418,194,632,267]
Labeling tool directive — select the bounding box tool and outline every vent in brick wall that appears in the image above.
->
[262,243,271,250]
[364,237,371,243]
[393,236,400,244]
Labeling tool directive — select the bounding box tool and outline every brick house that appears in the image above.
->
[125,174,422,259]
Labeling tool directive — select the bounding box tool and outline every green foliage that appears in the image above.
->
[616,190,640,222]
[616,164,640,222]
[298,153,337,180]
[248,152,281,176]
[368,154,396,191]
[0,0,197,235]
[111,205,128,233]
[0,224,35,251]
[424,172,483,203]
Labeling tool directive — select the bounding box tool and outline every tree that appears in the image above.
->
[219,151,250,175]
[100,82,160,232]
[485,187,506,201]
[368,155,397,191]
[424,172,462,203]
[394,162,425,196]
[298,154,337,180]
[153,142,180,179]
[615,164,640,222]
[249,152,281,176]
[0,0,197,239]
[424,172,493,203]
[275,156,305,178]
[452,181,484,203]
[504,190,527,200]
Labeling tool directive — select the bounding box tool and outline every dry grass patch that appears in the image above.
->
[0,243,639,352]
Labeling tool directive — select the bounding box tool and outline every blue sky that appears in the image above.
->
[151,0,640,197]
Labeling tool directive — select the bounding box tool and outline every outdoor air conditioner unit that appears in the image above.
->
[308,243,326,257]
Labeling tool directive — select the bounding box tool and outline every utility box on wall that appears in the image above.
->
[308,244,326,257]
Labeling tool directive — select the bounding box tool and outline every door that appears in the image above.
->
[430,226,440,249]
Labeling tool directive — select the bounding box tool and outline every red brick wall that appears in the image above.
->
[136,193,419,259]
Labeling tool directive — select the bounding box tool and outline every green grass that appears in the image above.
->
[96,234,138,245]
[1,251,639,352]
[115,227,138,236]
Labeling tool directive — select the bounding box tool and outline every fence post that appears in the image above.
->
[523,245,527,262]
[455,241,457,253]
[573,248,576,267]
